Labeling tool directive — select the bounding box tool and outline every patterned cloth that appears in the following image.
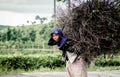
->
[66,51,77,63]
[66,56,88,77]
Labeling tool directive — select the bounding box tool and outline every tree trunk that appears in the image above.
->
[54,0,56,28]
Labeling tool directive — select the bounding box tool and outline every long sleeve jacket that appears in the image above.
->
[59,38,83,63]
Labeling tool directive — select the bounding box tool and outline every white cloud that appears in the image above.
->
[0,0,54,13]
[0,0,54,25]
[0,11,52,26]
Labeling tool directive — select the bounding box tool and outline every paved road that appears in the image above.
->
[0,70,120,77]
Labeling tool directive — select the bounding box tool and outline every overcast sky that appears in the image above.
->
[0,0,54,26]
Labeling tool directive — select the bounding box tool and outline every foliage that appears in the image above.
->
[95,57,120,67]
[0,50,119,75]
[0,54,65,70]
[0,22,54,49]
[35,15,47,24]
[0,54,120,71]
[0,50,55,55]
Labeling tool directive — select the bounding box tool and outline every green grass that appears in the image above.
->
[30,67,66,72]
[0,67,66,76]
[0,67,26,76]
[88,66,120,71]
[0,50,60,55]
[1,66,120,76]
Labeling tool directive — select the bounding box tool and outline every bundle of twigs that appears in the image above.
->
[56,0,120,61]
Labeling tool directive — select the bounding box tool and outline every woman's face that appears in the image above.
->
[52,34,60,42]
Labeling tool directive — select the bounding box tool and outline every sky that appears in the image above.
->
[0,0,54,26]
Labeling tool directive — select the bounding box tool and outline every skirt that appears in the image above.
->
[66,56,88,77]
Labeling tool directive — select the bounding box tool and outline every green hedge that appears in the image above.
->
[0,55,120,71]
[0,55,65,70]
[95,58,120,67]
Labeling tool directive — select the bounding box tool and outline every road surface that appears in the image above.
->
[0,70,120,77]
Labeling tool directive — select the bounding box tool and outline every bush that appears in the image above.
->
[0,54,120,71]
[0,55,65,71]
[95,58,120,67]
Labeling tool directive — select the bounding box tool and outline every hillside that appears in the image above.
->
[0,25,11,30]
[0,22,54,49]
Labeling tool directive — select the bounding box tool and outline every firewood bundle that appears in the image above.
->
[56,0,120,61]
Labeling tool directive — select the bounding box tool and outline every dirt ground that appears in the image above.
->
[0,70,120,77]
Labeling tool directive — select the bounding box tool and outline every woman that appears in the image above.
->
[48,29,87,77]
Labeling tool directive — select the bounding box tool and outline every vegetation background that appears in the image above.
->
[0,0,120,76]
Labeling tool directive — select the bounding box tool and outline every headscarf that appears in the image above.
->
[48,29,67,48]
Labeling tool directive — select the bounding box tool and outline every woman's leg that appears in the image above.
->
[66,57,88,77]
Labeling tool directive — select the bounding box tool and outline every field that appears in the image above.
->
[0,49,120,76]
[0,23,120,76]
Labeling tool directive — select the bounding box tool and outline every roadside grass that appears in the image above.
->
[0,68,25,76]
[0,66,120,76]
[88,66,120,71]
[0,67,65,76]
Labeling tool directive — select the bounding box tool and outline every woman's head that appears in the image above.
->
[48,29,67,46]
[51,29,63,42]
[52,33,60,42]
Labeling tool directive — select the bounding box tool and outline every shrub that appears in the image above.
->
[0,54,120,71]
[95,58,120,67]
[0,55,65,70]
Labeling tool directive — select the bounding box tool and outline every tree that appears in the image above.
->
[35,15,41,24]
[32,21,36,25]
[29,30,36,42]
[35,15,47,24]
[0,32,6,42]
[6,27,12,41]
[40,17,47,24]
[27,20,29,24]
